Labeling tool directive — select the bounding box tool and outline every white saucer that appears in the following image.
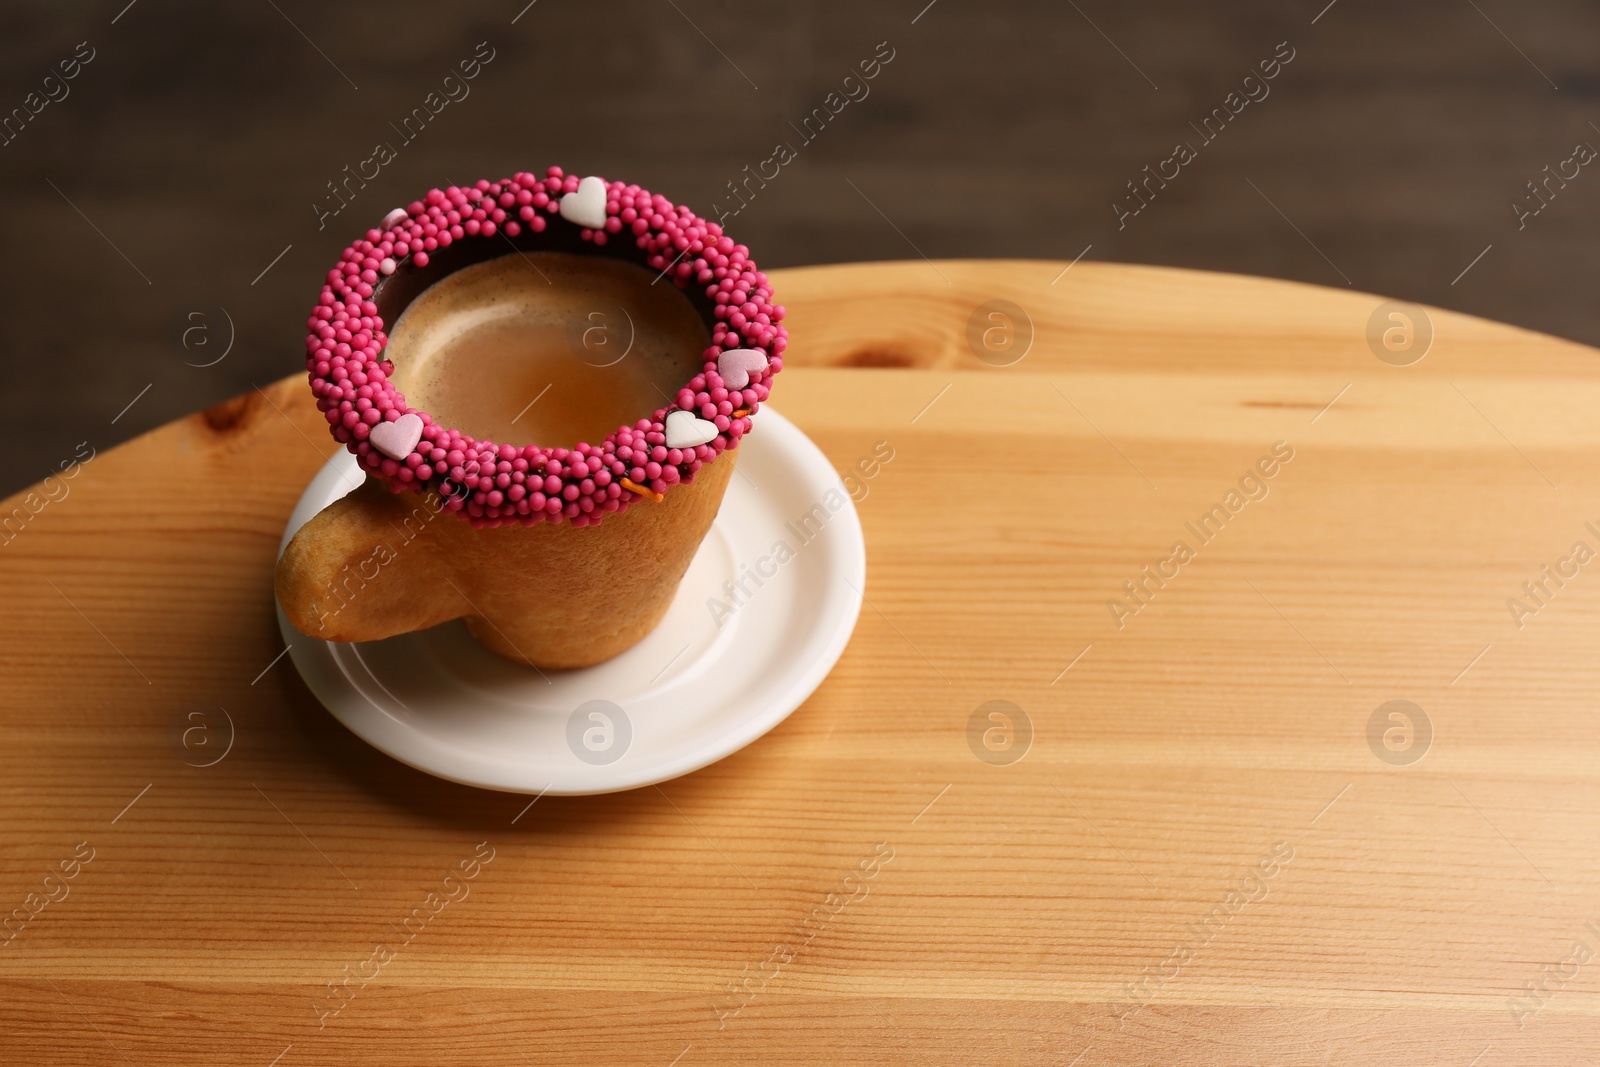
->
[275,409,864,795]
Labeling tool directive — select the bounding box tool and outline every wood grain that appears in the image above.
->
[3,260,1600,1065]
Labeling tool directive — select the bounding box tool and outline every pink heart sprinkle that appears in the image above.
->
[717,348,768,389]
[369,412,423,460]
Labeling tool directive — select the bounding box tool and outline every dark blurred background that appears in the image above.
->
[1,0,1596,499]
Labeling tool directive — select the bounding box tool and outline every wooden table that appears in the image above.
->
[4,259,1600,1065]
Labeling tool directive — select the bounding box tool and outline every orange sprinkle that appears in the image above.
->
[731,408,751,418]
[620,477,663,503]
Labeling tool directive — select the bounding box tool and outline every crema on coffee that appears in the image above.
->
[384,252,709,449]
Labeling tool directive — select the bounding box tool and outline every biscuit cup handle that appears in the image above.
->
[275,478,463,643]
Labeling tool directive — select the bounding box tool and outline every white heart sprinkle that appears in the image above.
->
[717,348,768,389]
[381,207,408,230]
[369,412,423,460]
[664,409,718,449]
[559,175,609,230]
[379,257,396,276]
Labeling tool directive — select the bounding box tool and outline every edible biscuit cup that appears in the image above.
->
[275,169,786,669]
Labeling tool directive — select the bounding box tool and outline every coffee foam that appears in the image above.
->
[385,252,709,449]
